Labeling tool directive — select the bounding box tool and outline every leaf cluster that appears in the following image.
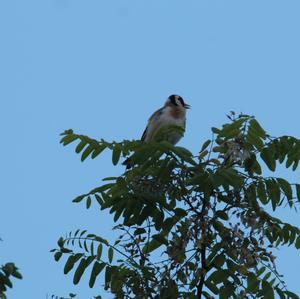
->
[0,262,22,299]
[53,114,300,299]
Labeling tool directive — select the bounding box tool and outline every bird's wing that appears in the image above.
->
[141,107,164,142]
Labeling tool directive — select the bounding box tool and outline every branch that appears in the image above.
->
[197,197,209,299]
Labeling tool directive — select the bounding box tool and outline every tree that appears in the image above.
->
[0,255,22,299]
[52,113,300,298]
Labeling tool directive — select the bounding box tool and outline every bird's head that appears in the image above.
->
[166,95,190,109]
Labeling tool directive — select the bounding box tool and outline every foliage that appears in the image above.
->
[52,113,300,298]
[0,262,22,299]
[48,293,77,299]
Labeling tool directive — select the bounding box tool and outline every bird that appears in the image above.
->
[123,94,190,169]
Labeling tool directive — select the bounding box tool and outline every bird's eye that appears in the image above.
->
[178,97,185,107]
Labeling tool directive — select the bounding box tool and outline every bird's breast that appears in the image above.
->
[157,110,186,145]
[160,111,186,127]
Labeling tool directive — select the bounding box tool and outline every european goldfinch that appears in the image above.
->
[123,94,190,169]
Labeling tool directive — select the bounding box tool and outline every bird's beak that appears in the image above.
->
[184,103,191,109]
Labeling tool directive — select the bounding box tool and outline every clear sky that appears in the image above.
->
[1,0,300,298]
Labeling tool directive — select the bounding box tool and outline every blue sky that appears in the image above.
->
[1,0,300,298]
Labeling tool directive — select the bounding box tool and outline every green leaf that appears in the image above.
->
[295,235,300,249]
[174,208,187,217]
[208,270,228,284]
[60,134,78,146]
[246,184,257,203]
[91,145,106,159]
[219,118,246,138]
[75,140,87,153]
[277,178,293,202]
[0,293,7,299]
[284,291,299,299]
[73,258,92,285]
[205,280,219,294]
[293,160,299,171]
[288,227,297,245]
[64,254,83,274]
[136,205,153,225]
[257,267,266,276]
[266,179,281,210]
[247,273,260,293]
[57,237,64,247]
[215,210,229,220]
[200,140,211,152]
[134,228,146,235]
[97,244,103,259]
[60,247,73,253]
[81,144,95,161]
[257,181,268,205]
[80,230,87,237]
[94,236,109,246]
[104,266,112,289]
[244,153,262,175]
[247,127,264,150]
[212,254,226,268]
[60,129,73,136]
[261,280,274,299]
[3,277,13,288]
[89,262,106,288]
[172,146,196,165]
[73,195,85,203]
[199,150,208,159]
[162,217,178,232]
[84,240,89,252]
[108,247,113,263]
[286,142,300,169]
[94,194,103,207]
[54,252,62,262]
[11,270,22,280]
[262,272,272,281]
[212,127,221,134]
[142,239,162,254]
[275,287,286,299]
[249,119,267,139]
[112,146,121,165]
[219,283,235,298]
[226,260,247,276]
[102,177,118,181]
[152,234,168,246]
[261,148,276,171]
[86,196,91,209]
[3,263,16,275]
[296,184,300,203]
